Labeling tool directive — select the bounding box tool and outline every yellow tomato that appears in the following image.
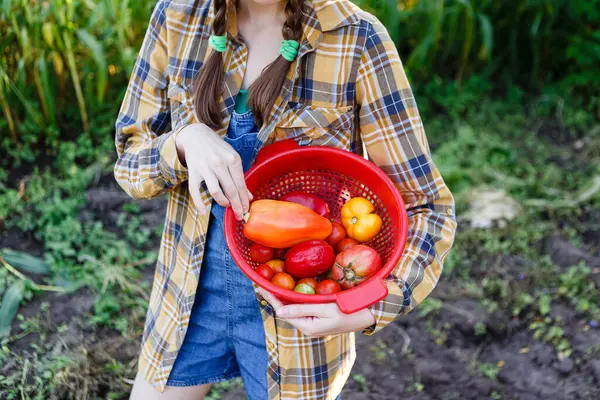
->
[341,197,383,242]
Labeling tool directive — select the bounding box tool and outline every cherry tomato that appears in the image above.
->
[335,238,360,253]
[326,222,347,248]
[316,280,343,294]
[266,259,286,273]
[294,283,315,294]
[250,243,274,264]
[271,272,295,291]
[274,248,288,259]
[256,264,275,281]
[297,278,318,291]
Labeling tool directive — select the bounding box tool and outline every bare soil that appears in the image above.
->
[2,179,600,400]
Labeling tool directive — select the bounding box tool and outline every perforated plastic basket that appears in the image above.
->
[224,147,408,314]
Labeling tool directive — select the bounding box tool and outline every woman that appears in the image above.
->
[115,0,457,398]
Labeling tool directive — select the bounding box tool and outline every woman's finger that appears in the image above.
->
[277,303,331,319]
[228,155,250,213]
[257,288,285,311]
[215,166,244,220]
[203,170,229,208]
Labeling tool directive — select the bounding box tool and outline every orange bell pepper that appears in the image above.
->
[341,197,383,242]
[243,200,333,248]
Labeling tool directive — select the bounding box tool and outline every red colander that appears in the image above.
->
[224,146,408,314]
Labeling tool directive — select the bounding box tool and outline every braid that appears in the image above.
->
[212,0,227,36]
[282,0,302,42]
[248,0,306,125]
[194,0,228,129]
[194,0,307,128]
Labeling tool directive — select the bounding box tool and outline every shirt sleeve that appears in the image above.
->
[114,0,188,200]
[356,19,457,335]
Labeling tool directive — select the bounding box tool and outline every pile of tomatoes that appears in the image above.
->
[243,192,384,295]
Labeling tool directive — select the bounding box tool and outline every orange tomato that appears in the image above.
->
[271,273,295,291]
[266,259,286,273]
[341,197,382,242]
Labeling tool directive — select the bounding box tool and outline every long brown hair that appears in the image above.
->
[193,0,305,129]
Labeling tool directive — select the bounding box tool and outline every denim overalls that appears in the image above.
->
[166,108,269,397]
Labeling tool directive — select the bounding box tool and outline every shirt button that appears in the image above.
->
[260,300,268,307]
[267,341,275,349]
[447,208,454,216]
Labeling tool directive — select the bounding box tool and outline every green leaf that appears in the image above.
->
[0,66,45,128]
[37,56,56,125]
[0,281,25,337]
[77,29,108,104]
[2,0,12,15]
[477,13,494,60]
[538,294,551,316]
[1,249,51,275]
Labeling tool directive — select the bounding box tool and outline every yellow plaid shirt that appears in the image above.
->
[114,0,457,397]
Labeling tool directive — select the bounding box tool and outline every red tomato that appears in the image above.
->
[255,264,275,281]
[326,222,347,247]
[273,248,288,259]
[250,243,274,264]
[285,240,335,279]
[335,238,359,253]
[280,192,330,218]
[266,259,286,273]
[271,272,295,291]
[297,278,318,291]
[316,280,342,294]
[332,245,382,289]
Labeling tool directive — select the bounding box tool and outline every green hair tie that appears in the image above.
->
[209,35,227,53]
[280,40,300,62]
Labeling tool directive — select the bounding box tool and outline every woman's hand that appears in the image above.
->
[176,123,251,220]
[258,288,376,338]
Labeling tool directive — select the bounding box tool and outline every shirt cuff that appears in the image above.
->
[157,126,189,186]
[362,279,410,336]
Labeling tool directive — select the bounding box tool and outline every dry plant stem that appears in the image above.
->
[0,256,66,293]
[391,324,411,357]
[0,86,17,141]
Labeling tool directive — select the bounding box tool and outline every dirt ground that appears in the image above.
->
[2,179,600,400]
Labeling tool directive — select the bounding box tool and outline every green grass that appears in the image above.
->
[1,77,599,397]
[0,0,599,396]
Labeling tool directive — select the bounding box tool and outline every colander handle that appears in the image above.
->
[335,278,388,314]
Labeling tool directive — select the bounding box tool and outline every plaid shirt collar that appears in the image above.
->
[216,0,361,52]
[208,1,360,138]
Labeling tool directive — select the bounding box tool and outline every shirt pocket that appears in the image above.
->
[274,105,354,149]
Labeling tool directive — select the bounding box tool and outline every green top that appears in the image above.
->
[234,89,250,114]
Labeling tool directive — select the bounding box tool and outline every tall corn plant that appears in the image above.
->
[392,0,494,82]
[361,0,596,89]
[0,0,154,145]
